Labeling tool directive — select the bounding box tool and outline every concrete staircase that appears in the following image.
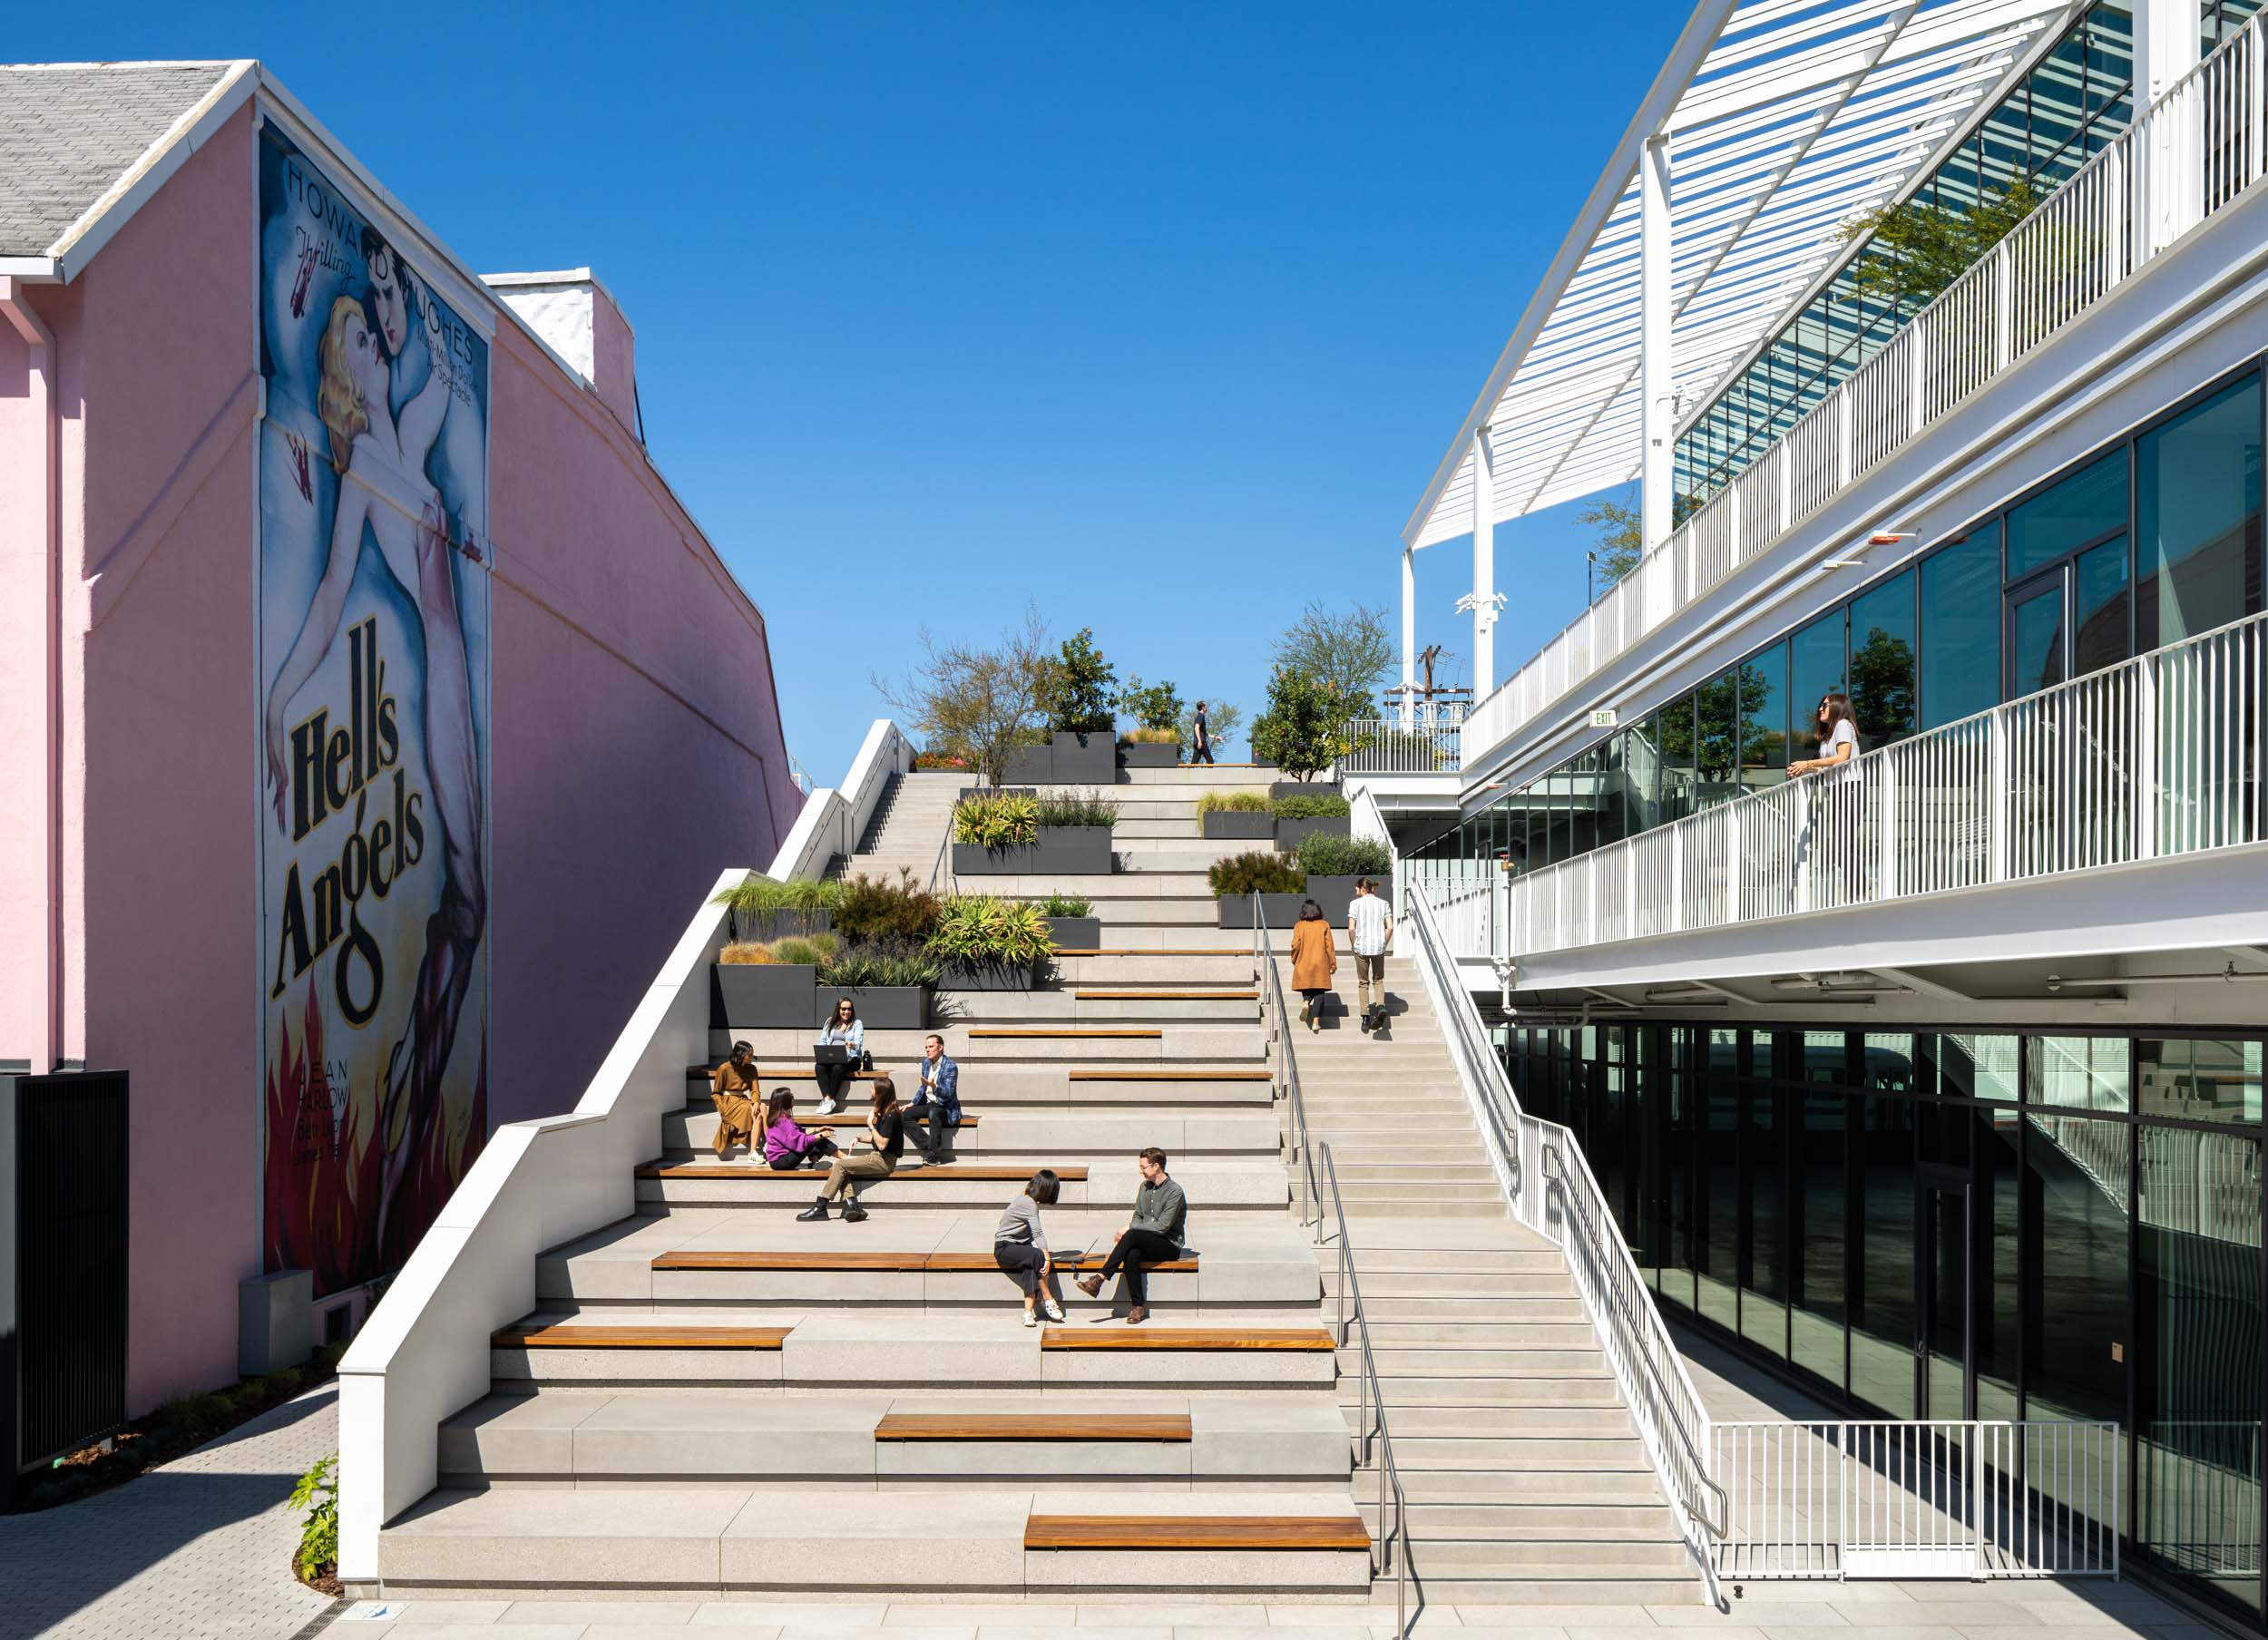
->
[1284,962,1700,1606]
[367,766,1371,1603]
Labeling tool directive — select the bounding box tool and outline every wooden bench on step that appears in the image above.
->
[651,1249,1197,1274]
[492,1323,790,1350]
[874,1412,1191,1441]
[1039,1326,1332,1352]
[637,1162,1068,1181]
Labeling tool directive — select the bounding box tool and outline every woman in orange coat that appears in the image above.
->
[1288,898,1337,1033]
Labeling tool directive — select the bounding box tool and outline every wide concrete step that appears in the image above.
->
[375,1484,1370,1596]
[1397,1537,1689,1573]
[1364,1434,1649,1471]
[1320,1273,1572,1300]
[1048,954,1258,983]
[1364,1469,1670,1506]
[1344,1402,1634,1437]
[935,992,1261,1024]
[1364,1500,1678,1536]
[693,1066,1276,1106]
[1345,1296,1583,1323]
[1385,1576,1698,1605]
[708,1027,1263,1063]
[670,1108,1283,1159]
[1352,1376,1618,1407]
[634,1159,1288,1211]
[1323,1185,1505,1207]
[1345,1347,1605,1375]
[439,1391,1352,1488]
[1322,1165,1497,1185]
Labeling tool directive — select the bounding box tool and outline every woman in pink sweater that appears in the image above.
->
[761,1089,841,1171]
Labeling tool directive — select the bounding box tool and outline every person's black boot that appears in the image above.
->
[842,1199,870,1223]
[796,1196,829,1222]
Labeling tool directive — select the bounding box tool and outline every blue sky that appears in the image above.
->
[22,1,1684,773]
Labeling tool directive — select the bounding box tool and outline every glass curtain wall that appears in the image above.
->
[1519,1021,2268,1627]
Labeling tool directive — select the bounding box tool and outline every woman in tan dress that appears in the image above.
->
[709,1041,762,1157]
[1288,898,1337,1033]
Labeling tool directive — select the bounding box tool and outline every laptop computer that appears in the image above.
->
[813,1044,855,1065]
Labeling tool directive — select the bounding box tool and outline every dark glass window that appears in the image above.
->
[2025,1110,2130,1424]
[2008,448,2128,579]
[2028,1034,2130,1111]
[2137,373,2263,649]
[1618,723,1657,837]
[1937,1033,2021,1102]
[1744,1065,1789,1357]
[1848,570,1917,746]
[2137,1038,2264,1125]
[1790,610,1847,758]
[2010,581,2066,694]
[1698,1030,1741,1332]
[1657,694,1697,825]
[2073,534,2131,676]
[1739,641,1789,792]
[1793,1088,1849,1390]
[1978,1105,2023,1422]
[1853,1094,1919,1416]
[1921,527,2001,727]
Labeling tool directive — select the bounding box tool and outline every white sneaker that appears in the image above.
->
[816,1097,840,1115]
[1022,1310,1038,1328]
[1041,1298,1066,1323]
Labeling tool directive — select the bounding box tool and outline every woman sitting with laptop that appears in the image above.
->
[815,995,864,1114]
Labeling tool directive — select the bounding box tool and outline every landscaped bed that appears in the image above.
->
[949,789,1119,875]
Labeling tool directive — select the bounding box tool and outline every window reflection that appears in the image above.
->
[2028,1036,2130,1111]
[2138,374,2263,650]
[2139,1040,2265,1125]
[1849,570,1917,746]
[1740,642,1789,792]
[2009,448,2129,580]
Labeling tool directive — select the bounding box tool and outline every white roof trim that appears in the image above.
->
[1403,0,2081,549]
[46,60,258,281]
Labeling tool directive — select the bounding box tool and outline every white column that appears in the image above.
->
[1471,428,1495,696]
[1639,133,1674,551]
[2134,0,2202,255]
[1400,547,1416,728]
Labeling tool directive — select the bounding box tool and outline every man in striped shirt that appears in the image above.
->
[1346,877,1394,1033]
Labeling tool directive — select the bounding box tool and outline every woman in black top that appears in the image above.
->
[797,1077,904,1223]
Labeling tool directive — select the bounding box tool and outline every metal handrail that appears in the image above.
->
[1321,1143,1412,1636]
[1401,879,1727,1605]
[1252,893,1411,1632]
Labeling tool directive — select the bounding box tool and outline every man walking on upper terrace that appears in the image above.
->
[1348,876,1393,1034]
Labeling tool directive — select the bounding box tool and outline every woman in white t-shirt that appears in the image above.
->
[1789,693,1860,777]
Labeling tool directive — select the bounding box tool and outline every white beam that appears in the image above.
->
[1471,431,1497,693]
[1401,548,1416,728]
[1640,135,1674,549]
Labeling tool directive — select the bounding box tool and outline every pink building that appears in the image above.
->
[0,61,801,1413]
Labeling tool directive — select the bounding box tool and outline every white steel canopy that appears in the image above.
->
[1403,0,2081,551]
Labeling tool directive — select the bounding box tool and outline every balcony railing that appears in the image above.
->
[1341,717,1462,775]
[1459,15,2267,776]
[1486,610,2264,963]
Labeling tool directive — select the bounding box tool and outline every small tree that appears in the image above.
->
[1271,600,1393,714]
[872,604,1054,785]
[1841,177,2046,313]
[1250,666,1354,781]
[1575,492,1643,591]
[1118,676,1185,732]
[1043,627,1118,733]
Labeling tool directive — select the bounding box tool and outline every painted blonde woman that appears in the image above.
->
[262,272,485,1255]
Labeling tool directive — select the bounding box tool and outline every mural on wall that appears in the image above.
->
[256,124,492,1294]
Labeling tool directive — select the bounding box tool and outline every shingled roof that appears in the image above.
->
[0,61,243,258]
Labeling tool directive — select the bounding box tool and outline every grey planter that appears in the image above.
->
[940,960,1038,991]
[713,963,817,1029]
[1306,875,1392,923]
[952,825,1115,876]
[1042,915,1103,950]
[1051,730,1118,785]
[812,985,931,1030]
[1274,814,1351,853]
[1002,746,1053,785]
[1117,741,1179,768]
[1269,779,1340,800]
[1202,811,1274,840]
[1216,892,1308,931]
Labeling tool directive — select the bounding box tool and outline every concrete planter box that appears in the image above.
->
[712,963,817,1029]
[1216,892,1307,930]
[1002,746,1053,785]
[939,960,1039,991]
[1202,811,1275,840]
[1305,875,1392,924]
[811,985,931,1030]
[1117,741,1180,767]
[1042,915,1103,950]
[732,907,833,942]
[1273,814,1350,853]
[1051,730,1118,785]
[1269,779,1340,800]
[952,826,1114,876]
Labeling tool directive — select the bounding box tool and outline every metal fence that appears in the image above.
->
[1459,15,2268,776]
[1343,718,1463,775]
[1712,1420,2122,1582]
[1492,610,2266,962]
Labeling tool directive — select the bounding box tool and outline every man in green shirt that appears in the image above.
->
[1076,1147,1187,1324]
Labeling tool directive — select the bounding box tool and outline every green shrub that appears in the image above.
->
[1296,833,1393,877]
[1207,852,1308,899]
[816,942,943,988]
[833,871,942,943]
[290,1455,338,1582]
[1195,790,1270,815]
[260,1369,303,1400]
[1119,676,1185,731]
[927,895,1054,966]
[152,1391,229,1439]
[953,790,1042,848]
[1249,664,1356,780]
[711,876,843,915]
[1037,893,1092,917]
[1035,789,1120,829]
[1270,794,1349,820]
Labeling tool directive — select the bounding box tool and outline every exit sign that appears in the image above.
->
[1590,708,1618,727]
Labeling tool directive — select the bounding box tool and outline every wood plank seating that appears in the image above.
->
[652,1250,1198,1274]
[874,1412,1191,1441]
[638,1162,1077,1181]
[1072,990,1256,1001]
[492,1323,790,1349]
[686,1064,886,1083]
[1040,1327,1333,1352]
[968,1028,1163,1040]
[1024,1515,1371,1550]
[1067,1069,1272,1082]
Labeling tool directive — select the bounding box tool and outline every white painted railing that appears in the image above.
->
[1341,718,1462,774]
[1459,16,2267,776]
[765,718,914,881]
[1492,610,2266,962]
[337,871,737,1580]
[1713,1420,2121,1581]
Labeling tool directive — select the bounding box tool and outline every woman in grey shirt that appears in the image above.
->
[993,1170,1067,1326]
